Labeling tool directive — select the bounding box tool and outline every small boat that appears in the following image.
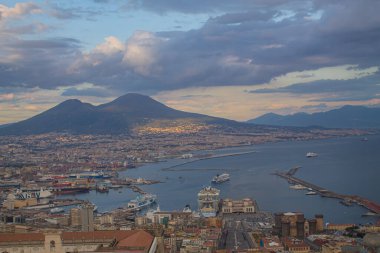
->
[290,184,307,190]
[306,152,318,158]
[361,137,368,141]
[306,191,317,195]
[212,173,230,183]
[96,184,109,193]
[183,204,192,213]
[50,207,64,214]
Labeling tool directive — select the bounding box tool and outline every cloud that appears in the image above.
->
[61,84,115,97]
[0,2,42,20]
[300,103,328,110]
[0,0,380,104]
[122,31,163,76]
[126,0,301,14]
[252,73,380,95]
[0,93,15,102]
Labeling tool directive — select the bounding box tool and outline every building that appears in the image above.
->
[283,238,310,253]
[260,236,284,252]
[70,207,81,226]
[80,203,94,232]
[221,198,255,214]
[0,230,157,253]
[326,224,355,231]
[198,187,220,217]
[274,212,323,238]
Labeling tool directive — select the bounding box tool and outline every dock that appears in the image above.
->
[274,170,380,214]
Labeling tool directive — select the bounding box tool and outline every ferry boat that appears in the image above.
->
[211,173,230,183]
[127,194,156,211]
[306,152,318,158]
[12,188,53,200]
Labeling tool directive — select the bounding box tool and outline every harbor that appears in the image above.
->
[1,135,380,225]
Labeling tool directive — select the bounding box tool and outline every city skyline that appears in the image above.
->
[1,0,380,124]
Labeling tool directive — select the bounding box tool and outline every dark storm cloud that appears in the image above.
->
[251,74,380,94]
[0,0,380,98]
[0,37,82,89]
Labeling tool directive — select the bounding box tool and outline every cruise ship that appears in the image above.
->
[306,152,318,158]
[127,194,156,211]
[198,186,220,217]
[211,173,230,183]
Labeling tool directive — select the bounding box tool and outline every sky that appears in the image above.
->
[1,0,380,124]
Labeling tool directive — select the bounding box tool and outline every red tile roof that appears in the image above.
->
[61,230,137,241]
[0,233,44,243]
[117,230,154,248]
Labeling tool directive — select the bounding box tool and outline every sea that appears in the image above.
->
[58,134,380,224]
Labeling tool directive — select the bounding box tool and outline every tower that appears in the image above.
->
[315,214,324,232]
[80,203,94,232]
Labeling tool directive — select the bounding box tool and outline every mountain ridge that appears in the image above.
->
[247,105,380,128]
[0,93,238,135]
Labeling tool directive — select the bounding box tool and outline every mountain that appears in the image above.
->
[247,105,380,128]
[0,93,238,135]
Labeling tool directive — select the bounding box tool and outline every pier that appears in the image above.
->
[274,170,380,214]
[162,150,258,171]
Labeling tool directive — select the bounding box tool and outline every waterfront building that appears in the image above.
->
[221,198,255,214]
[197,186,220,217]
[2,197,37,210]
[0,230,157,253]
[326,223,355,231]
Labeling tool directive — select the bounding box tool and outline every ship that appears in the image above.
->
[211,173,230,183]
[11,188,53,200]
[198,186,220,217]
[50,207,64,214]
[69,171,111,179]
[51,186,90,195]
[126,194,157,211]
[305,191,317,195]
[306,152,318,158]
[96,184,109,193]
